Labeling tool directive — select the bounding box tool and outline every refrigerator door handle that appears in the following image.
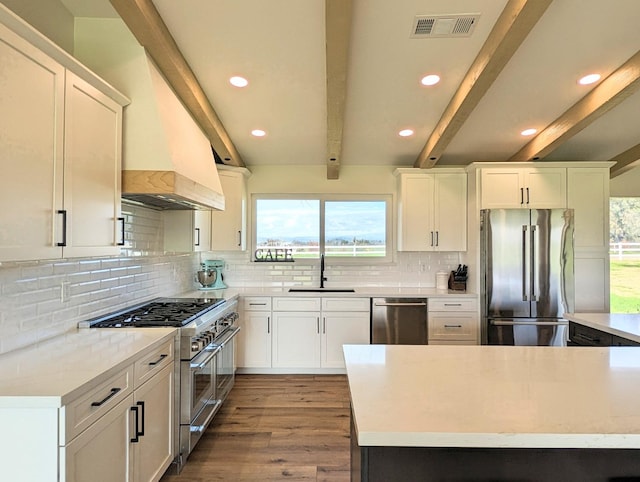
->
[522,225,529,301]
[530,224,538,301]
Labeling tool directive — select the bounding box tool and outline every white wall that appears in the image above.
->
[611,167,640,197]
[205,164,466,290]
[0,0,74,53]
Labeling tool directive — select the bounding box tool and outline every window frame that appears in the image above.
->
[251,193,394,264]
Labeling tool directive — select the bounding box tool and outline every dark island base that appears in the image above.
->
[351,417,640,482]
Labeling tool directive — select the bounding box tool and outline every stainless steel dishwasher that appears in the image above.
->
[371,298,428,344]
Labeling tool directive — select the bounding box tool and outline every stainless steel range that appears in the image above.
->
[83,296,240,472]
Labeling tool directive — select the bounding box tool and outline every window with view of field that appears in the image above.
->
[254,197,390,261]
[610,198,640,313]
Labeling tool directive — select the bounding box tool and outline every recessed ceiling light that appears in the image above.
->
[578,73,601,85]
[521,128,537,136]
[420,74,441,86]
[251,129,266,137]
[229,76,249,87]
[399,129,414,137]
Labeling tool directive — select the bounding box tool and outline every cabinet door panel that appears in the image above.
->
[480,170,523,208]
[434,173,467,251]
[238,312,272,368]
[399,175,433,251]
[62,395,133,482]
[132,364,174,482]
[211,171,247,251]
[568,169,609,249]
[63,72,122,257]
[0,24,64,261]
[272,312,320,368]
[526,168,566,208]
[322,313,370,368]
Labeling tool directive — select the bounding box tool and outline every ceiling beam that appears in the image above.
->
[414,0,552,169]
[325,0,353,179]
[511,50,640,161]
[610,143,640,178]
[108,0,245,167]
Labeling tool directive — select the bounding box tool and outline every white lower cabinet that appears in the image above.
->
[238,297,273,368]
[2,335,176,482]
[428,297,479,345]
[238,296,370,372]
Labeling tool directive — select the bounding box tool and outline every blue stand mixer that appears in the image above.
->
[196,259,227,290]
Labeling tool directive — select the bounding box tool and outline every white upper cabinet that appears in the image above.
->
[0,20,127,262]
[480,167,566,209]
[163,210,212,252]
[211,167,251,251]
[396,169,467,252]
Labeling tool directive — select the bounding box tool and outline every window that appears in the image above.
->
[253,195,391,262]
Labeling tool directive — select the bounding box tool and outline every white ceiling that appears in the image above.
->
[61,0,640,181]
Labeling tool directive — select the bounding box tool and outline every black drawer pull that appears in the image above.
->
[148,354,168,366]
[444,324,463,328]
[91,387,121,407]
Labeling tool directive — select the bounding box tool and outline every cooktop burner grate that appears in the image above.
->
[89,297,225,328]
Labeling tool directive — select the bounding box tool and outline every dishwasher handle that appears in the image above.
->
[374,301,427,307]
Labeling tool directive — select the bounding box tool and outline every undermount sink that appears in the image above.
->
[288,288,356,293]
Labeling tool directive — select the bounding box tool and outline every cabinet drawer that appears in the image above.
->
[62,365,134,444]
[428,298,477,312]
[273,297,321,311]
[428,312,477,341]
[134,338,174,387]
[612,334,640,346]
[569,322,612,346]
[243,296,272,311]
[322,297,370,312]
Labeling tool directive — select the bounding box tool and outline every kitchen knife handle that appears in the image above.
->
[57,209,67,247]
[117,217,125,246]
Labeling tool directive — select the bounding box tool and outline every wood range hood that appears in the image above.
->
[120,52,225,211]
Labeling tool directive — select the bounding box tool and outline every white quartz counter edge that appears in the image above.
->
[0,327,177,408]
[179,287,475,299]
[344,344,640,449]
[565,312,640,343]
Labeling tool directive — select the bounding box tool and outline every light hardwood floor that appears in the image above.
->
[160,374,351,482]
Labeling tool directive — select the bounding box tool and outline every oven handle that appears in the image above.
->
[190,345,221,369]
[213,326,241,348]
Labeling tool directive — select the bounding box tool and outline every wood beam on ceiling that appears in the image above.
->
[511,50,640,161]
[414,0,553,169]
[325,0,352,180]
[108,0,245,168]
[610,143,640,178]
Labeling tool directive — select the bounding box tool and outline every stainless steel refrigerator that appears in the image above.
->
[480,209,574,346]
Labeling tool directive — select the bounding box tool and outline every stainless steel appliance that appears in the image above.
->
[371,298,428,344]
[83,297,240,472]
[480,209,574,346]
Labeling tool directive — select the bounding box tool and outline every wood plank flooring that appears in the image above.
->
[160,374,351,482]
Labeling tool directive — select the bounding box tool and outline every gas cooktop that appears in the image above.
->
[88,297,225,328]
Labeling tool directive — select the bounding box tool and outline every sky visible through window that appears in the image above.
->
[255,199,386,257]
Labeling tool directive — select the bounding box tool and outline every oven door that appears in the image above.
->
[181,345,219,424]
[214,326,240,403]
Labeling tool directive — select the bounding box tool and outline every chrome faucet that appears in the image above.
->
[320,252,327,288]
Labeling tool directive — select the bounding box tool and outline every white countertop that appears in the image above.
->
[181,286,475,298]
[0,328,176,408]
[344,344,640,449]
[565,312,640,343]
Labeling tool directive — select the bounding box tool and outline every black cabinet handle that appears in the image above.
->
[430,231,434,247]
[148,354,168,366]
[131,405,140,442]
[57,209,67,247]
[91,387,121,407]
[195,227,201,246]
[526,187,530,204]
[520,188,524,205]
[237,230,242,246]
[435,231,439,247]
[137,400,145,437]
[117,217,125,246]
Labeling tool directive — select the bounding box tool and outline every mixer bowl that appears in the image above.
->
[196,269,217,287]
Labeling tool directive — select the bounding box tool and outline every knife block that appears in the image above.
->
[448,271,467,292]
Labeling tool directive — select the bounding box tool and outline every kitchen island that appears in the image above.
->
[344,344,640,481]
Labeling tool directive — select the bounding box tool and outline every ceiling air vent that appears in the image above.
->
[411,14,480,38]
